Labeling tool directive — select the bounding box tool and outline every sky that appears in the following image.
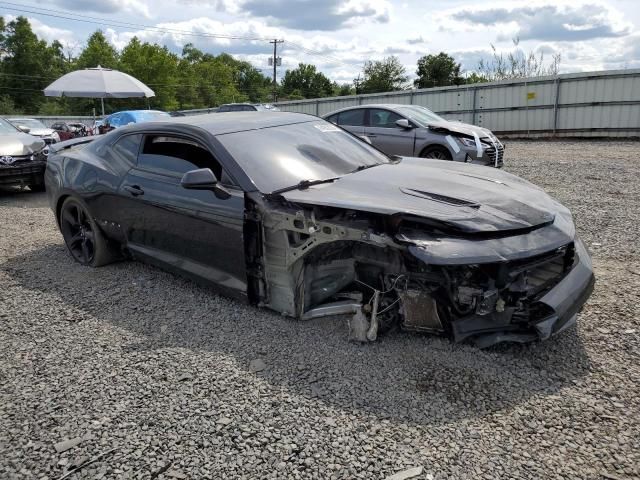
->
[3,0,640,84]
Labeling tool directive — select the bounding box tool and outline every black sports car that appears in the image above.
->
[45,112,595,347]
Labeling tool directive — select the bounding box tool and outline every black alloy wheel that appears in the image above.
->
[60,199,96,265]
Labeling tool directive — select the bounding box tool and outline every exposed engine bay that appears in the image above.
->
[244,192,588,348]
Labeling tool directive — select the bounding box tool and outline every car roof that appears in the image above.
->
[109,109,167,114]
[323,104,413,117]
[120,111,317,136]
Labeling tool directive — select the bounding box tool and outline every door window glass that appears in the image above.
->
[138,135,230,184]
[368,109,403,128]
[337,109,365,127]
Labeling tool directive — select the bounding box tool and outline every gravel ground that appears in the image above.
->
[1,140,639,480]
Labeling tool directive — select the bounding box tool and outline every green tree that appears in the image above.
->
[216,52,271,103]
[120,37,179,110]
[76,30,118,69]
[178,45,246,107]
[415,52,463,88]
[333,83,353,96]
[359,56,408,94]
[0,16,53,112]
[464,72,488,84]
[281,63,333,99]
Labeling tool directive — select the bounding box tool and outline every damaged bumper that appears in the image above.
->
[0,158,47,187]
[448,238,594,348]
[452,142,504,168]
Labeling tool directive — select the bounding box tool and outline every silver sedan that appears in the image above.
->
[323,104,504,167]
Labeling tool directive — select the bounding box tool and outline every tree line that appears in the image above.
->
[0,16,560,116]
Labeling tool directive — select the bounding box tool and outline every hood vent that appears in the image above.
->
[400,188,479,208]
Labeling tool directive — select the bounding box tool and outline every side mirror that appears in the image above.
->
[181,168,231,199]
[395,118,412,129]
[17,125,31,134]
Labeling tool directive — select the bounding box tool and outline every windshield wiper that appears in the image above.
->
[270,177,340,195]
[351,157,401,173]
[351,163,380,173]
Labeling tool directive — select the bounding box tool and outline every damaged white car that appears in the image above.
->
[45,112,594,347]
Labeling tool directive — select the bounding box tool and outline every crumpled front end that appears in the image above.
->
[247,186,594,348]
[406,236,594,348]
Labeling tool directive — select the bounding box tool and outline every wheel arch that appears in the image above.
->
[419,141,453,158]
[55,194,70,227]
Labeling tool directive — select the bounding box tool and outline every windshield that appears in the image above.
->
[0,118,19,134]
[9,119,47,129]
[396,105,445,126]
[217,120,390,192]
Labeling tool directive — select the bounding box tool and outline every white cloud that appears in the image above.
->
[52,0,151,18]
[239,0,392,31]
[5,15,76,48]
[439,1,632,42]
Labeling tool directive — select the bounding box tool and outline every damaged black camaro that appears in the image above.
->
[45,112,595,347]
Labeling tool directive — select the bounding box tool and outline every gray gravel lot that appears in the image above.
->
[1,140,639,479]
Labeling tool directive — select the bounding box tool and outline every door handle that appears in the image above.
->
[364,134,377,138]
[124,185,144,196]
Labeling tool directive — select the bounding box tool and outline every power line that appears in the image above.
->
[0,2,356,69]
[0,2,270,41]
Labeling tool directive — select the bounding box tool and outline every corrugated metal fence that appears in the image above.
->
[30,69,640,138]
[273,69,640,138]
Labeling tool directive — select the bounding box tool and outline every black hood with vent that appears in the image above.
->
[281,157,566,234]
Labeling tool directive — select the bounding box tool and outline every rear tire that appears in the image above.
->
[59,197,118,267]
[420,146,452,160]
[29,183,46,192]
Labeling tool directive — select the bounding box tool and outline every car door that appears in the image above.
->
[363,108,416,156]
[335,108,366,138]
[119,133,247,296]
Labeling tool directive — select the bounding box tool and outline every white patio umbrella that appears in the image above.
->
[43,66,155,116]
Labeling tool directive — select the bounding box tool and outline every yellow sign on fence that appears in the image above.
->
[527,92,536,100]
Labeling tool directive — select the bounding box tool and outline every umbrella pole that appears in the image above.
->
[100,98,105,116]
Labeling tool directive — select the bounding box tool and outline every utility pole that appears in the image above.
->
[269,39,284,102]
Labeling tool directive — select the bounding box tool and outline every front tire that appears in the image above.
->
[420,146,452,160]
[59,197,117,267]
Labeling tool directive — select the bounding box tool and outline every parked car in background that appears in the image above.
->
[90,119,104,136]
[67,122,90,137]
[0,117,48,191]
[324,104,504,167]
[103,110,171,131]
[45,112,593,348]
[8,118,60,145]
[218,103,280,112]
[50,122,77,141]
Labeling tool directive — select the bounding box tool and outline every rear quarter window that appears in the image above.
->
[111,134,142,164]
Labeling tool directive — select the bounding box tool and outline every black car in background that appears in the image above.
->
[44,112,594,348]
